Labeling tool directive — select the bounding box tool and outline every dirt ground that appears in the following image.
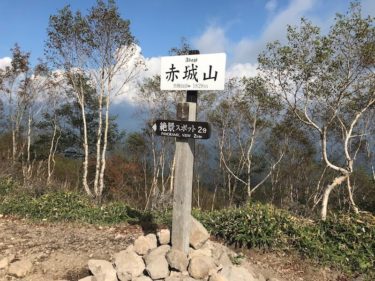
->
[0,216,350,281]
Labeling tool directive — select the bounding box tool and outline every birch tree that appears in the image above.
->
[22,63,50,183]
[46,0,142,201]
[46,7,94,197]
[136,75,184,209]
[87,0,143,203]
[209,78,284,205]
[1,44,30,166]
[259,3,374,220]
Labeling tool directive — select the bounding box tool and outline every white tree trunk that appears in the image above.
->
[169,152,176,193]
[321,175,348,221]
[26,111,32,172]
[12,126,17,165]
[80,99,93,198]
[98,94,110,203]
[94,74,105,197]
[346,176,359,214]
[47,119,61,186]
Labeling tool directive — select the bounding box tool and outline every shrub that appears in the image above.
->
[0,177,16,197]
[0,189,141,225]
[194,204,375,278]
[1,184,373,279]
[194,203,290,248]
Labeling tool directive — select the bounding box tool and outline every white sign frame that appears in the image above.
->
[160,53,226,91]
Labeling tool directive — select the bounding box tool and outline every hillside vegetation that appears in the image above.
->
[1,178,374,280]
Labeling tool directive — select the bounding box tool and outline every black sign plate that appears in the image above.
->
[152,119,211,139]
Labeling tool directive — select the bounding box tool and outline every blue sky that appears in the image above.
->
[0,0,374,130]
[1,0,373,66]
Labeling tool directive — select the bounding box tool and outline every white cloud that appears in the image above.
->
[112,46,161,105]
[0,57,11,69]
[144,56,161,79]
[263,0,315,42]
[192,0,318,65]
[193,25,229,54]
[232,39,255,64]
[235,0,316,63]
[226,63,258,79]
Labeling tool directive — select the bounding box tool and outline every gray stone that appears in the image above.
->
[211,245,232,268]
[221,266,256,281]
[166,249,189,272]
[8,259,33,278]
[125,244,134,252]
[133,276,153,281]
[209,272,228,281]
[189,217,210,249]
[165,275,199,281]
[145,234,157,250]
[143,244,171,265]
[114,249,145,281]
[88,259,117,281]
[217,253,232,268]
[78,277,97,281]
[145,255,170,280]
[188,255,216,279]
[0,257,9,270]
[157,229,171,245]
[188,248,212,259]
[134,235,153,255]
[211,243,227,260]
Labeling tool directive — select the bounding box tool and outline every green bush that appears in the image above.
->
[0,177,17,197]
[1,184,374,279]
[0,189,142,225]
[194,204,375,278]
[194,203,290,248]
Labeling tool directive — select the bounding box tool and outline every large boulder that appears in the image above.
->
[189,217,210,249]
[134,235,156,256]
[221,266,257,281]
[166,249,189,272]
[145,234,158,250]
[0,257,9,270]
[165,275,197,281]
[209,272,228,281]
[157,229,171,245]
[79,277,97,281]
[145,255,170,280]
[188,255,216,279]
[188,248,212,259]
[114,249,145,281]
[78,276,97,281]
[133,276,153,281]
[8,259,33,278]
[144,242,170,279]
[88,259,117,281]
[143,244,171,265]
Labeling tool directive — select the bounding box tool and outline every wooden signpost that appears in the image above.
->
[159,50,226,253]
[152,119,211,139]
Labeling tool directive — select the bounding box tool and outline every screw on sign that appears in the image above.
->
[152,120,211,140]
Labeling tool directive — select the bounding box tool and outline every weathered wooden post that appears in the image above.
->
[171,101,196,253]
[157,51,226,254]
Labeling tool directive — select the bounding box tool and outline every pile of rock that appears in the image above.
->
[79,217,266,281]
[0,255,33,278]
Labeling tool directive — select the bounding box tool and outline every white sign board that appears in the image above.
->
[160,53,226,91]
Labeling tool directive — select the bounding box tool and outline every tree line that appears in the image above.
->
[0,1,373,220]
